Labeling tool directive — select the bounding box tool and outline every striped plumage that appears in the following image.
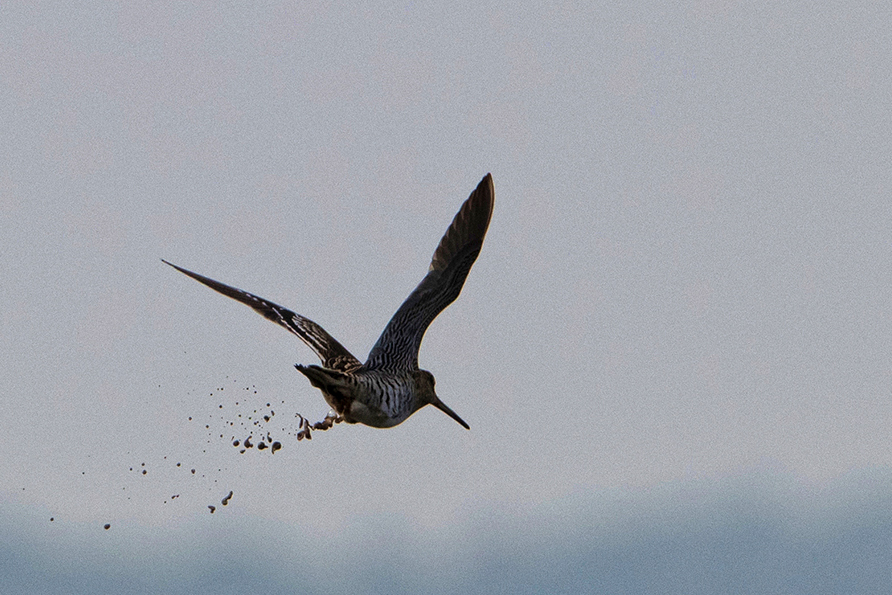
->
[163,173,494,433]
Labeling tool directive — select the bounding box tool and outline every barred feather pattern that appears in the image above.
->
[163,173,492,431]
[365,173,493,373]
[295,365,417,425]
[161,260,362,373]
[361,370,414,420]
[364,246,482,373]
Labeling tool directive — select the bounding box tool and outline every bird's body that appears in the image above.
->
[295,365,440,429]
[163,173,493,434]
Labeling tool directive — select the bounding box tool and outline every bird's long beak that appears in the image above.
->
[432,398,470,430]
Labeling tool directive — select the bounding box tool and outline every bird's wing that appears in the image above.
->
[364,173,494,372]
[162,260,362,373]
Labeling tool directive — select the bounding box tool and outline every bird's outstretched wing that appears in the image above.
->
[364,173,494,372]
[162,260,362,373]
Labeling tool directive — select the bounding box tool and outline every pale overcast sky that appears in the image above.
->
[2,1,891,593]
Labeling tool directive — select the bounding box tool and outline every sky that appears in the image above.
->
[1,1,891,593]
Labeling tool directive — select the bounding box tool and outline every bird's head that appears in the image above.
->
[413,369,469,430]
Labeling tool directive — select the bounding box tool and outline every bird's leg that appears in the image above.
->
[312,410,343,431]
[295,414,312,441]
[295,411,343,441]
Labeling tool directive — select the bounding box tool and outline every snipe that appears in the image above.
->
[164,174,494,438]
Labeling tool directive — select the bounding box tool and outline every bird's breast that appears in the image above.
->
[347,373,416,426]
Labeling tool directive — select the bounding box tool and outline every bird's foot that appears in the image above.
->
[295,411,344,441]
[312,410,343,430]
[295,415,312,441]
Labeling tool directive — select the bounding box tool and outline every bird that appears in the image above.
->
[163,173,493,438]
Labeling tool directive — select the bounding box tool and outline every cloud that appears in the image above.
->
[4,468,892,594]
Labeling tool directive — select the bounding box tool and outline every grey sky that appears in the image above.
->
[2,1,891,592]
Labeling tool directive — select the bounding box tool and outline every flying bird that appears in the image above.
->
[163,173,494,437]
